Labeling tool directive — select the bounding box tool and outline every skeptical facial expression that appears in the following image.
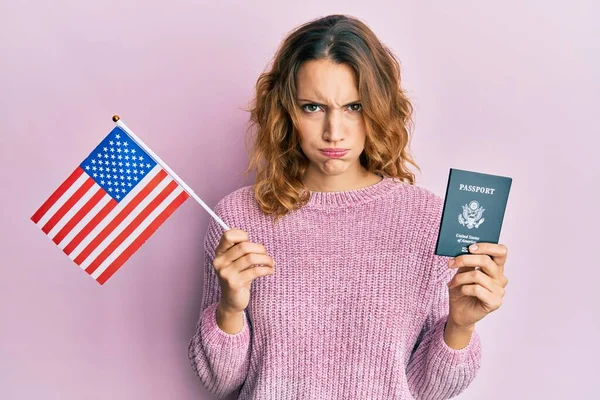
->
[295,59,367,177]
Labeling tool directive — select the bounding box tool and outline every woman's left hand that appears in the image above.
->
[446,242,509,328]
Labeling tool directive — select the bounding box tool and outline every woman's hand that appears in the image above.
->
[446,242,509,328]
[213,228,275,314]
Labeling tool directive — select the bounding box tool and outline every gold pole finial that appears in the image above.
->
[112,115,120,122]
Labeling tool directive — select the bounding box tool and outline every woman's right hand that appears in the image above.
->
[213,228,275,314]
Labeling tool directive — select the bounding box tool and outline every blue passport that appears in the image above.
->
[435,168,512,257]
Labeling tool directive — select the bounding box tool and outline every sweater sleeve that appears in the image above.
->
[405,194,482,399]
[187,200,252,399]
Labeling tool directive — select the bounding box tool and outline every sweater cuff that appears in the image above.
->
[429,315,482,368]
[200,302,250,349]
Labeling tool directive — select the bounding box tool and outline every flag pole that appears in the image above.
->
[111,115,230,231]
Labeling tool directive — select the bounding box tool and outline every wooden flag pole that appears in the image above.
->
[111,115,230,231]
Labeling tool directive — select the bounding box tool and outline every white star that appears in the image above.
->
[110,147,115,153]
[100,173,104,178]
[111,154,115,160]
[134,176,138,181]
[117,148,122,153]
[112,174,117,179]
[125,162,130,167]
[117,154,122,159]
[133,163,137,167]
[104,154,109,159]
[118,162,123,167]
[115,133,120,139]
[93,173,97,177]
[99,166,104,172]
[100,180,105,185]
[127,182,132,187]
[103,147,108,152]
[125,156,130,160]
[121,182,125,187]
[131,155,136,160]
[109,141,114,146]
[98,160,103,165]
[133,169,138,174]
[97,153,102,158]
[146,163,150,168]
[123,142,128,147]
[127,176,131,180]
[119,168,124,173]
[116,141,121,146]
[139,155,144,161]
[121,188,126,193]
[124,149,129,154]
[140,169,145,174]
[132,149,136,154]
[108,188,113,192]
[107,181,112,186]
[116,195,120,199]
[126,169,131,174]
[85,165,90,170]
[92,166,97,171]
[91,159,96,164]
[120,175,125,180]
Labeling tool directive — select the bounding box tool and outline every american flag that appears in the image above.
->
[31,126,189,284]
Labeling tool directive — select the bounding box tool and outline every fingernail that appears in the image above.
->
[448,258,455,267]
[470,244,478,251]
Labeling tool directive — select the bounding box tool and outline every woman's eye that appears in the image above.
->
[348,103,362,112]
[302,104,321,113]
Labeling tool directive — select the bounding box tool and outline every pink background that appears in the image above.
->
[1,1,598,399]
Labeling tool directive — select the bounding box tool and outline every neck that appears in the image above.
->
[302,167,382,193]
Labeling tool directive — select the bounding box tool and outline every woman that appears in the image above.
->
[188,14,509,400]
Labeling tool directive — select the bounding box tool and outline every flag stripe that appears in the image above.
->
[76,171,171,269]
[49,185,103,241]
[85,179,179,275]
[58,193,112,250]
[95,189,189,284]
[63,198,117,255]
[41,177,96,234]
[31,167,85,223]
[68,166,164,260]
[36,171,89,229]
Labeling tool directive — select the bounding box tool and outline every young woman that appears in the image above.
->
[188,14,509,400]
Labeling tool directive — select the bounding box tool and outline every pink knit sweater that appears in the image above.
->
[188,175,482,399]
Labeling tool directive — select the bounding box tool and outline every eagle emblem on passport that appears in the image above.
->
[435,168,512,257]
[458,200,485,229]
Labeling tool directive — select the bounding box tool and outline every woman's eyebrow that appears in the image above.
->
[296,98,361,107]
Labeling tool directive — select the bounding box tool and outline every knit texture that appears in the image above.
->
[188,175,482,399]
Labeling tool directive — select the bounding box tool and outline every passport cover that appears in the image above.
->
[435,168,512,257]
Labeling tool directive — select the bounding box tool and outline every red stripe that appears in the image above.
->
[52,188,106,245]
[63,200,118,256]
[41,177,95,234]
[96,191,189,285]
[73,170,168,266]
[31,167,84,223]
[85,180,178,275]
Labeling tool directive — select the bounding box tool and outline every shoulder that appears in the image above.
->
[392,181,445,224]
[212,184,261,221]
[215,184,254,209]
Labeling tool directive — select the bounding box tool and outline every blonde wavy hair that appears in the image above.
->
[243,14,420,224]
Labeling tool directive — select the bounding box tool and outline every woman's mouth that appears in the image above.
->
[319,149,349,158]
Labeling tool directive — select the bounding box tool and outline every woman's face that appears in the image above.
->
[295,58,367,181]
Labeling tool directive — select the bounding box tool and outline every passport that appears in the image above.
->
[434,168,512,257]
